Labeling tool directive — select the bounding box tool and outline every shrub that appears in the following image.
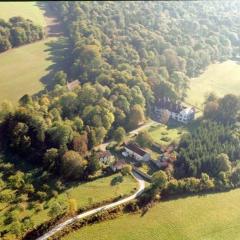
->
[121,165,132,176]
[0,189,14,203]
[35,202,44,212]
[160,136,171,142]
[36,191,47,202]
[51,190,59,198]
[111,175,123,186]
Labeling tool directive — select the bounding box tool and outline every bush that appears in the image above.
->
[160,136,171,142]
[36,191,47,202]
[54,180,64,192]
[121,165,132,176]
[51,190,59,198]
[161,131,168,135]
[111,175,123,186]
[0,189,15,203]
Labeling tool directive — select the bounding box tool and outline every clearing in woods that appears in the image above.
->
[187,60,240,108]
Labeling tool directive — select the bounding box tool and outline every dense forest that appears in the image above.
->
[0,16,44,52]
[48,1,240,101]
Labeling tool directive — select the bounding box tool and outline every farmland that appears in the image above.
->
[187,60,240,108]
[0,173,137,232]
[63,188,240,240]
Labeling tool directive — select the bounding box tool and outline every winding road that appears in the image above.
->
[36,172,145,240]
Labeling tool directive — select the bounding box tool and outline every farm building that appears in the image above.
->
[67,80,80,91]
[111,160,126,172]
[123,142,151,161]
[155,97,195,124]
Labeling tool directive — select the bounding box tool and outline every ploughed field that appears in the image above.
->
[63,188,240,240]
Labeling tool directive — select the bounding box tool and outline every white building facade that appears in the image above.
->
[124,143,151,162]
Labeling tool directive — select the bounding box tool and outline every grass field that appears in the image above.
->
[0,2,57,104]
[147,123,187,146]
[0,38,55,103]
[187,60,240,108]
[63,189,240,240]
[0,173,137,233]
[0,2,46,26]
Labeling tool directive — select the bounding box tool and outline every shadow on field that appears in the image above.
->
[160,188,233,203]
[40,37,72,90]
[33,2,72,92]
[36,1,64,37]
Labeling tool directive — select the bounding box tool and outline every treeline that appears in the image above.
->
[47,1,240,103]
[0,16,44,52]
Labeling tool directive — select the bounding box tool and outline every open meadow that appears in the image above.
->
[0,173,137,233]
[0,2,46,26]
[0,2,56,104]
[0,39,55,103]
[187,60,240,108]
[63,188,240,240]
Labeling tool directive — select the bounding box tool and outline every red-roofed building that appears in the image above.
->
[124,142,151,162]
[111,159,126,172]
[67,80,80,91]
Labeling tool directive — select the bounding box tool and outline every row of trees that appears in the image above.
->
[0,16,44,52]
[142,166,240,206]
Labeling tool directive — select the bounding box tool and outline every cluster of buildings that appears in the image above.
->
[155,97,195,124]
[96,142,152,173]
[96,140,176,180]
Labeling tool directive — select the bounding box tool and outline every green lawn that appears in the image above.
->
[147,123,187,146]
[187,60,240,108]
[0,2,46,26]
[0,38,56,103]
[0,173,138,233]
[63,188,240,240]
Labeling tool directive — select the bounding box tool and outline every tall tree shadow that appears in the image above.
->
[36,1,64,37]
[40,37,72,90]
[32,2,73,92]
